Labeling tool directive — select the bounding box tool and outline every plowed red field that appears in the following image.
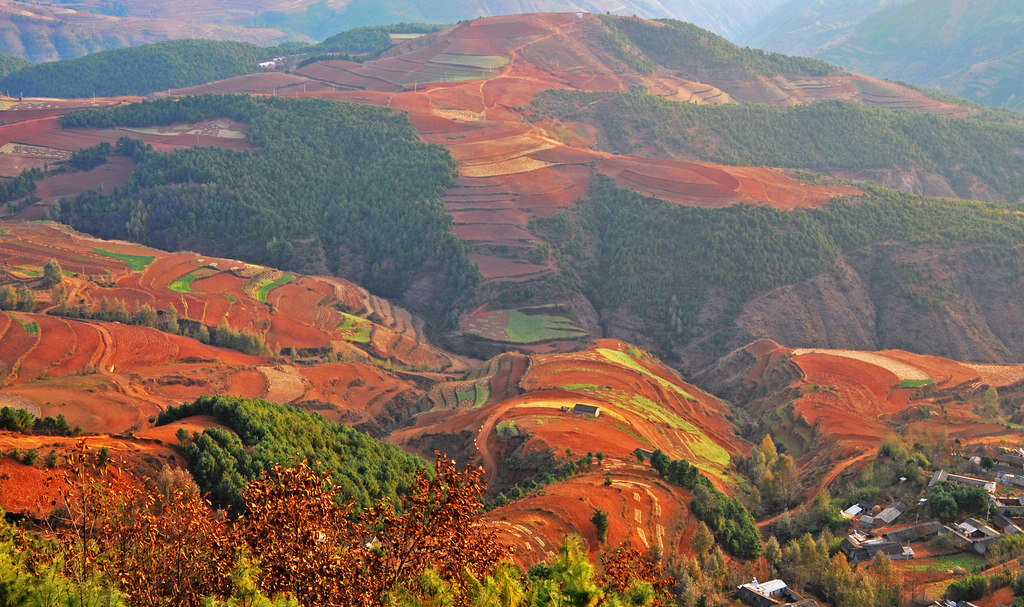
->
[0,221,457,436]
[483,459,697,566]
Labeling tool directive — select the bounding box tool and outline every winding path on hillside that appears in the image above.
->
[757,448,878,529]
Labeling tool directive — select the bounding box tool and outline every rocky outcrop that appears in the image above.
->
[678,244,1024,374]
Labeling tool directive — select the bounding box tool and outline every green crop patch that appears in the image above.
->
[504,310,587,343]
[336,312,372,343]
[255,273,294,302]
[904,554,982,573]
[431,54,509,70]
[473,381,490,408]
[15,265,42,277]
[90,248,154,271]
[899,378,934,389]
[11,315,39,335]
[169,268,214,293]
[497,420,521,438]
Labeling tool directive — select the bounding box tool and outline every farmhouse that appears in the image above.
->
[884,522,942,543]
[840,531,913,563]
[572,403,600,417]
[996,448,1024,468]
[871,502,907,528]
[939,518,1002,554]
[736,579,817,607]
[841,504,864,520]
[999,473,1024,488]
[994,513,1024,536]
[929,470,997,492]
[992,494,1024,517]
[633,448,655,461]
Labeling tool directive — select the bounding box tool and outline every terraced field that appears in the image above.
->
[0,221,470,433]
[393,339,745,487]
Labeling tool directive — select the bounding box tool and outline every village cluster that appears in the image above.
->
[735,448,1024,607]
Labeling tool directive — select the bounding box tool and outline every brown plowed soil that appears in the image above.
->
[0,312,38,380]
[15,315,75,382]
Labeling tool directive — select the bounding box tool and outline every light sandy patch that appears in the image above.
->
[0,393,40,416]
[792,348,931,381]
[962,363,1024,386]
[509,399,628,423]
[432,108,484,122]
[636,526,648,547]
[258,365,307,404]
[460,157,553,177]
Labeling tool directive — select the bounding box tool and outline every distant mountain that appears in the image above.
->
[744,0,1024,112]
[6,0,787,59]
[738,0,903,56]
[0,0,294,61]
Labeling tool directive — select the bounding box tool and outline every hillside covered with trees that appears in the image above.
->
[156,395,428,512]
[56,95,477,320]
[0,23,446,98]
[536,89,1024,201]
[598,15,833,80]
[0,40,277,98]
[534,178,1024,366]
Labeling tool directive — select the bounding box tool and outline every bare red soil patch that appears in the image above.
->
[30,156,135,206]
[483,460,697,567]
[0,221,460,437]
[14,315,75,383]
[0,311,39,381]
[392,339,745,493]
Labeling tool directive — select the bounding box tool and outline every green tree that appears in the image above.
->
[526,537,604,606]
[947,574,988,601]
[164,304,180,335]
[41,258,63,289]
[0,285,17,310]
[691,522,713,556]
[764,536,782,575]
[592,509,609,544]
[982,386,1000,418]
[201,550,298,607]
[14,285,33,312]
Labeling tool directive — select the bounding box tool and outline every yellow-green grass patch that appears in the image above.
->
[504,310,587,343]
[254,272,294,302]
[336,312,372,343]
[598,348,696,400]
[169,268,215,293]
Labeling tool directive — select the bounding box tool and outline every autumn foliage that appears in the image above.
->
[43,445,511,606]
[20,443,675,606]
[242,456,509,606]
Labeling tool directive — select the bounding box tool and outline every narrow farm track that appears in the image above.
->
[4,317,40,383]
[88,321,167,413]
[757,449,878,529]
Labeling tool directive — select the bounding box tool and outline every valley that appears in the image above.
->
[2,10,1024,607]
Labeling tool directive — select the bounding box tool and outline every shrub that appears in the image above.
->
[947,574,989,601]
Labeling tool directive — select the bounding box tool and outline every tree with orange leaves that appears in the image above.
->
[241,453,510,606]
[49,442,235,607]
[599,546,675,607]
